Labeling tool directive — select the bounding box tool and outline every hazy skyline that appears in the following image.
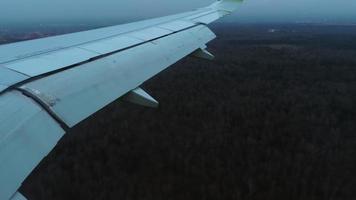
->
[0,0,355,25]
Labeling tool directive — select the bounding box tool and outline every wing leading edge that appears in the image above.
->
[0,0,243,199]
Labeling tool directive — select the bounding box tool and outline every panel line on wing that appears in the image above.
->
[75,46,103,55]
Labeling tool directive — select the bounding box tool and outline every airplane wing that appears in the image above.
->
[0,0,243,199]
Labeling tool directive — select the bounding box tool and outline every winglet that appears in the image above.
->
[123,87,159,108]
[193,0,243,24]
[210,0,244,13]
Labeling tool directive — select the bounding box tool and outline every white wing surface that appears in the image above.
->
[0,0,243,199]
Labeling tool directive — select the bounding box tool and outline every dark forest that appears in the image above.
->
[15,23,356,200]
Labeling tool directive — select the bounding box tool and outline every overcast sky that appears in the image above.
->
[0,0,355,25]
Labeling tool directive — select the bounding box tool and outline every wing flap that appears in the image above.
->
[0,91,65,200]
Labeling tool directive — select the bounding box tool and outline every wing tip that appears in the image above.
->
[213,0,244,13]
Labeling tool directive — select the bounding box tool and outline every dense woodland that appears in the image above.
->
[15,23,356,199]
